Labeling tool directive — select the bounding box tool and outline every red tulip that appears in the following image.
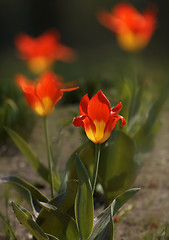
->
[16,72,78,116]
[73,90,126,144]
[15,30,76,74]
[98,3,157,52]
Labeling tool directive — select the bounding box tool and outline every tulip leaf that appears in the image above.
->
[4,126,60,190]
[75,155,94,240]
[49,180,78,217]
[67,140,94,181]
[89,188,140,240]
[11,202,48,240]
[46,234,60,240]
[99,131,137,205]
[36,204,80,240]
[67,132,137,206]
[0,176,48,214]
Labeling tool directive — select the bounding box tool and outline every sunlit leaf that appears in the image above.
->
[89,188,140,240]
[46,234,60,240]
[4,127,60,190]
[12,202,48,240]
[75,155,94,239]
[0,176,48,214]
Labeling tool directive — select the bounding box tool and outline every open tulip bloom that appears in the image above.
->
[73,90,126,144]
[98,3,157,52]
[16,72,79,117]
[15,30,76,74]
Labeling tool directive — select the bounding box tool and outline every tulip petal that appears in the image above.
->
[80,94,89,115]
[36,72,63,105]
[88,90,111,123]
[111,102,122,114]
[73,115,86,128]
[83,117,96,143]
[15,75,40,108]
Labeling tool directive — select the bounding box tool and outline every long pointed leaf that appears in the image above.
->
[12,202,48,240]
[5,127,59,190]
[89,188,140,240]
[36,203,80,240]
[0,176,48,214]
[75,155,94,240]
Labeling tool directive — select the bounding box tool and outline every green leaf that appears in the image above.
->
[46,234,60,240]
[5,127,60,190]
[0,176,48,214]
[68,132,137,206]
[0,210,18,240]
[67,140,94,181]
[49,180,78,217]
[36,204,80,240]
[99,131,137,205]
[11,202,48,240]
[89,188,140,240]
[75,155,94,240]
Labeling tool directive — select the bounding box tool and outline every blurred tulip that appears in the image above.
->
[73,90,126,144]
[15,30,76,74]
[16,72,78,116]
[98,3,157,52]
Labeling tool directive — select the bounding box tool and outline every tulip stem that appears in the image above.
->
[91,144,101,195]
[44,117,54,198]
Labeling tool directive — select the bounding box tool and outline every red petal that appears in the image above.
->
[36,72,63,104]
[61,86,79,92]
[54,45,76,62]
[111,102,122,114]
[119,116,126,126]
[15,74,39,107]
[105,114,126,133]
[80,94,89,115]
[73,115,86,128]
[87,90,111,123]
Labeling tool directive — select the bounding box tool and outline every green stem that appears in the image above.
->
[44,117,54,198]
[91,144,101,195]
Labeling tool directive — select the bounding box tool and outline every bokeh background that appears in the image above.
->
[0,0,169,141]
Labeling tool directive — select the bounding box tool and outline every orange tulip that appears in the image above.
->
[16,72,78,117]
[98,3,157,52]
[15,30,76,74]
[73,90,126,144]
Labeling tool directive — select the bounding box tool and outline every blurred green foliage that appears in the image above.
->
[0,54,35,143]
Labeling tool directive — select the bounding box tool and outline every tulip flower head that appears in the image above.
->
[98,3,157,52]
[15,30,76,74]
[16,72,78,117]
[73,90,126,144]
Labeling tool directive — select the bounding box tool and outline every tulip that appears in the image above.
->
[98,3,157,52]
[73,90,126,144]
[15,30,76,74]
[16,72,78,117]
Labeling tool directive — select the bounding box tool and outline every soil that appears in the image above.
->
[0,103,169,240]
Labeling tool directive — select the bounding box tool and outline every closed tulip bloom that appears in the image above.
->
[73,90,126,144]
[15,30,76,74]
[16,72,78,117]
[98,3,157,52]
